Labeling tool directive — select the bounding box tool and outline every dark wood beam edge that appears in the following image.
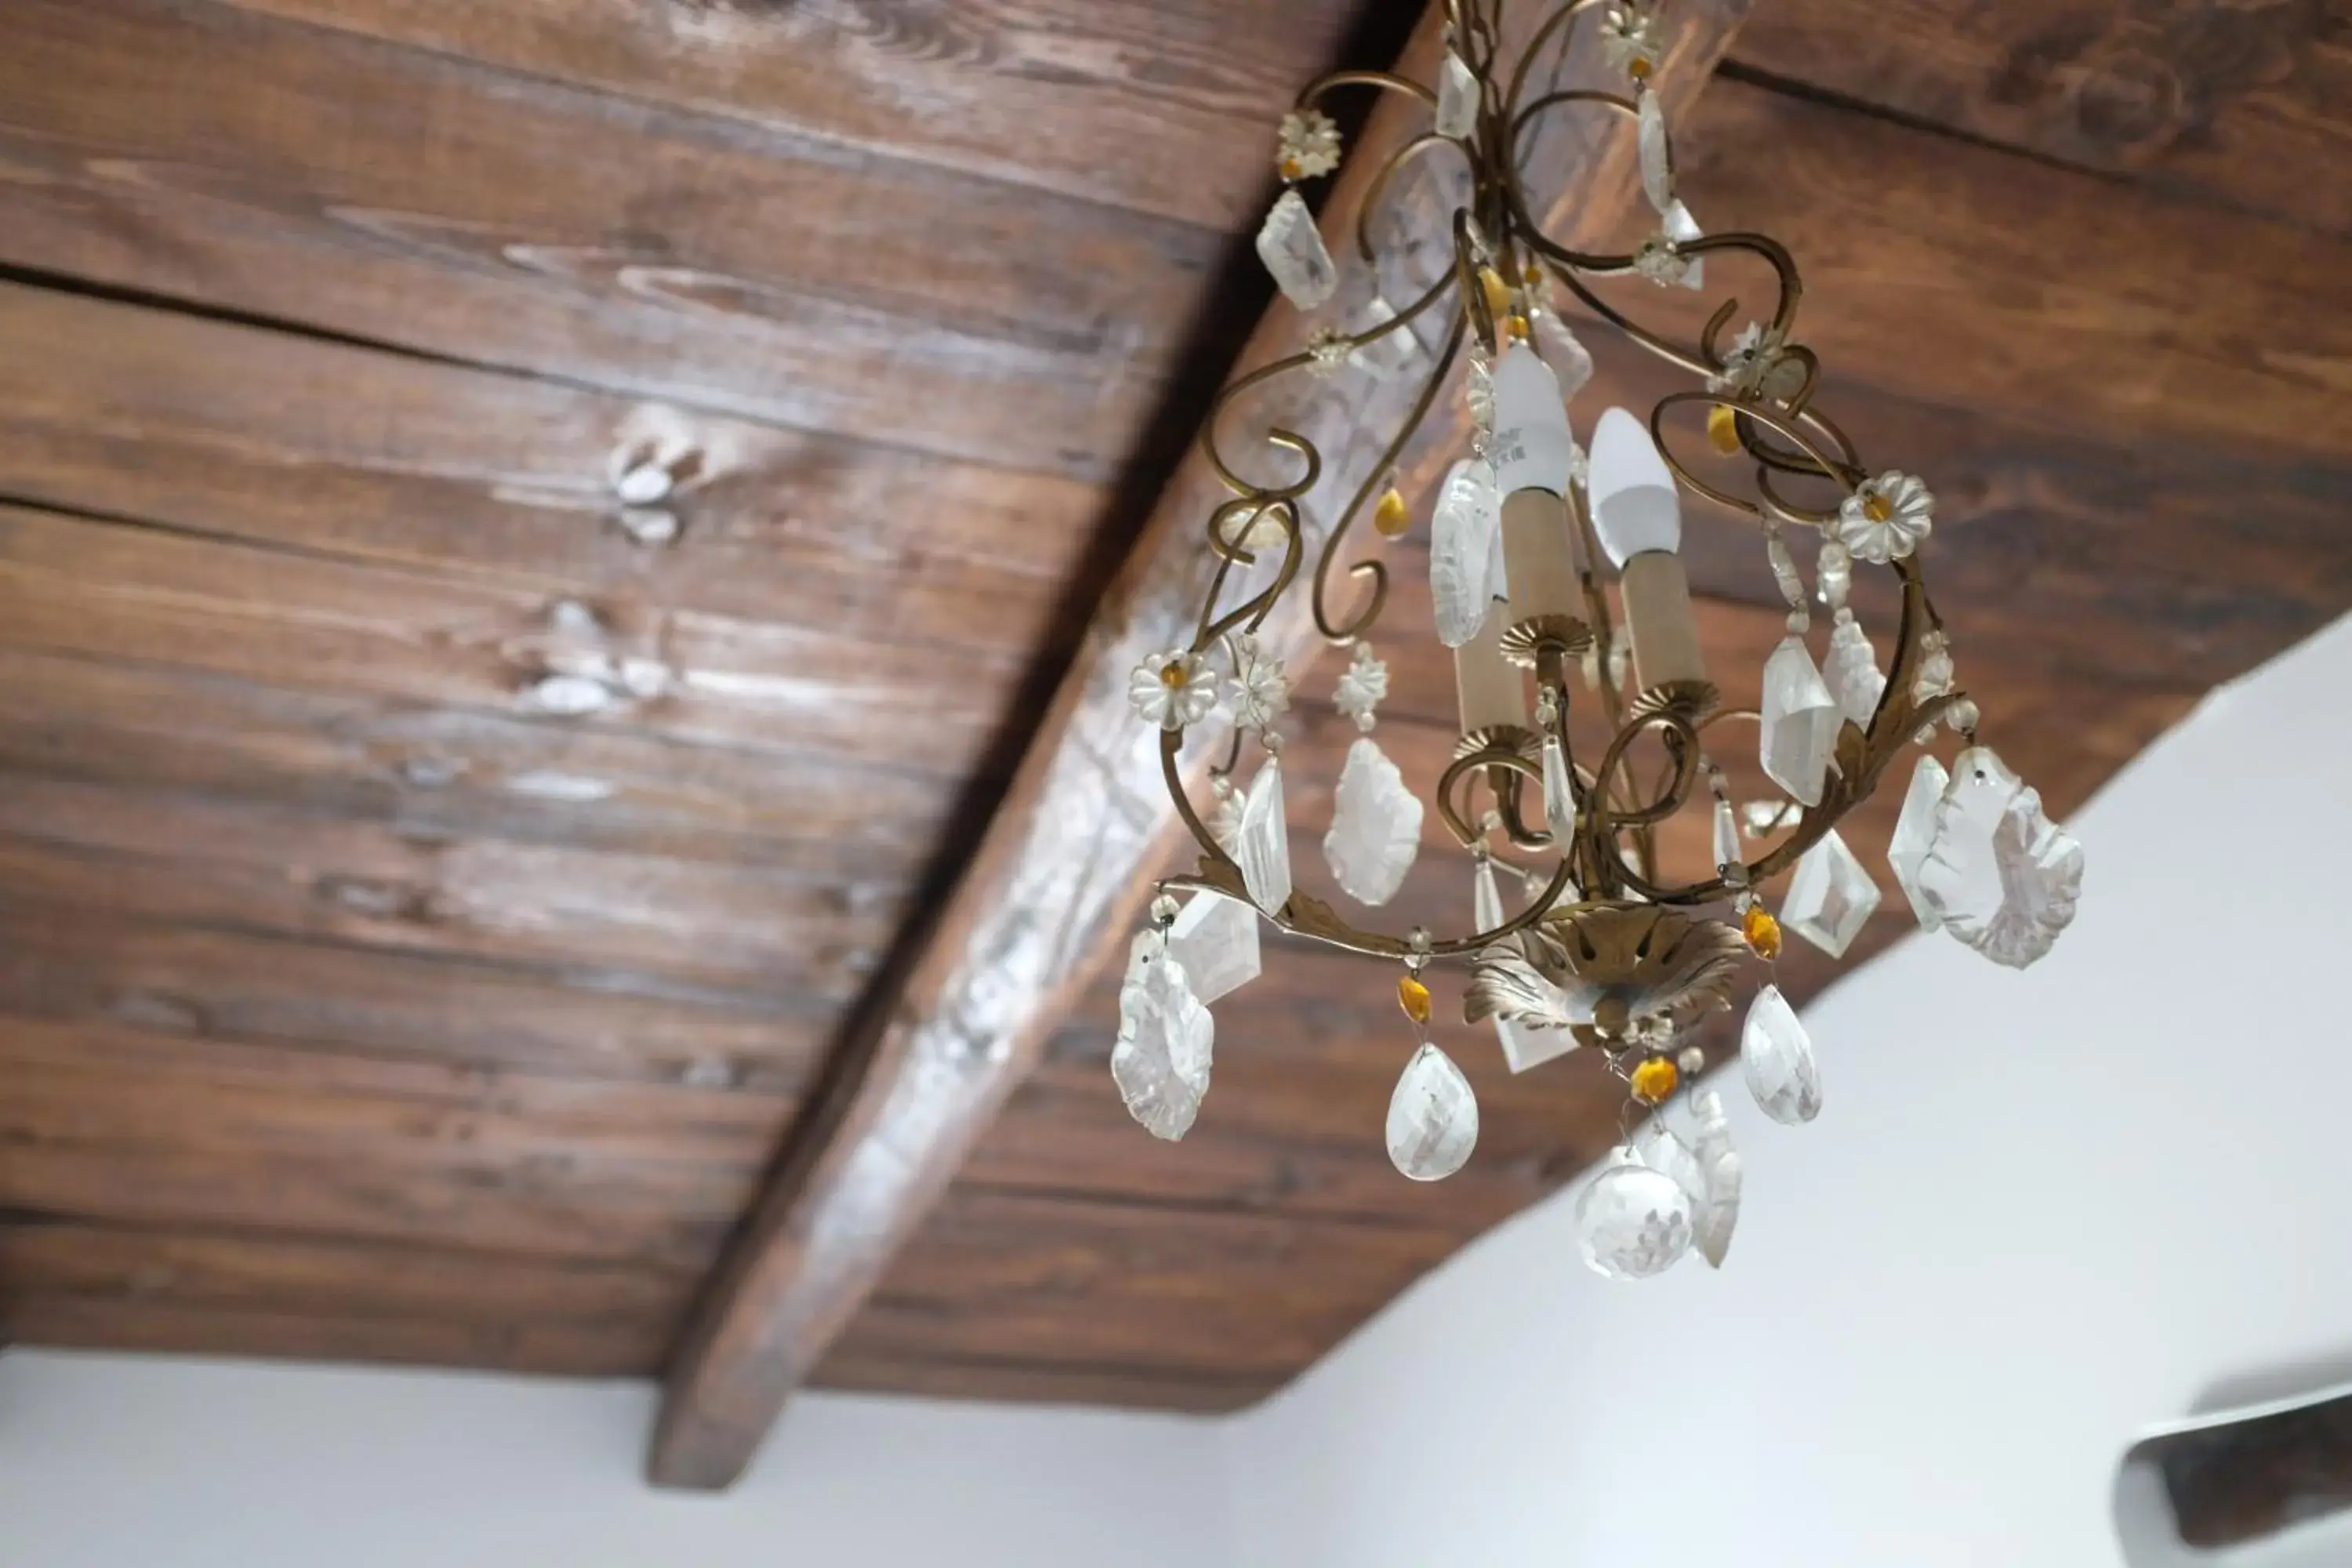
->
[646,0,1754,1489]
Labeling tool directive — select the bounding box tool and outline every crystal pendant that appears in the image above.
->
[1110,931,1214,1141]
[1759,636,1842,808]
[1740,983,1820,1125]
[1636,1121,1704,1211]
[1823,613,1884,727]
[1687,1090,1742,1268]
[1429,458,1501,647]
[1886,753,1950,930]
[1233,757,1292,915]
[1166,891,1260,1006]
[1436,49,1479,139]
[1915,746,2084,969]
[1637,89,1673,214]
[1324,737,1423,906]
[1346,292,1420,381]
[1711,796,1741,878]
[1386,1042,1479,1180]
[1541,734,1574,838]
[1474,860,1574,1072]
[1779,829,1881,959]
[1531,310,1594,398]
[1576,1148,1693,1279]
[1661,199,1704,289]
[1256,188,1337,310]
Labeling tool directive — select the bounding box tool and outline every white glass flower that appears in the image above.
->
[1304,325,1350,378]
[1206,775,1245,854]
[1332,642,1389,731]
[1276,109,1341,180]
[1707,321,1788,397]
[1836,470,1934,563]
[1632,234,1693,289]
[1599,2,1661,79]
[1129,648,1218,731]
[1225,633,1290,731]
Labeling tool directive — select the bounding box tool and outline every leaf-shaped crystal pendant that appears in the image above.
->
[1823,613,1884,726]
[1576,1148,1693,1279]
[1474,861,1574,1072]
[1234,757,1292,915]
[1110,931,1214,1141]
[1541,734,1574,838]
[1779,829,1881,959]
[1436,49,1479,139]
[1637,89,1674,213]
[1759,636,1842,808]
[1886,753,1950,931]
[1687,1091,1742,1268]
[1167,891,1260,1006]
[1255,188,1337,310]
[1915,746,2085,969]
[1386,1042,1479,1180]
[1429,459,1501,648]
[1324,737,1422,906]
[1741,983,1820,1125]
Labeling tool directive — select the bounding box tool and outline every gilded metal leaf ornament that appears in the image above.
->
[1468,903,1747,1040]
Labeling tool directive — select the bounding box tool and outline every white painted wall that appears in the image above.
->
[0,1352,1235,1568]
[1225,612,2352,1568]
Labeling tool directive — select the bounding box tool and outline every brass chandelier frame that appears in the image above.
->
[1155,0,1966,966]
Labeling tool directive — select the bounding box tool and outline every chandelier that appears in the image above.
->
[1110,0,2086,1280]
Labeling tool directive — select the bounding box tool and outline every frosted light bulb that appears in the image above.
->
[1490,344,1577,497]
[1586,405,1682,564]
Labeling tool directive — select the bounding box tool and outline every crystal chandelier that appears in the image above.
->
[1111,0,2086,1279]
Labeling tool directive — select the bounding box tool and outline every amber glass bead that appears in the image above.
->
[1864,490,1894,523]
[1707,403,1741,455]
[1373,487,1410,539]
[1630,1055,1679,1104]
[1628,56,1654,82]
[1743,903,1783,960]
[1397,975,1433,1025]
[1159,660,1188,690]
[1279,155,1304,181]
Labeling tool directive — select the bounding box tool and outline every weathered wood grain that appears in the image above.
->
[214,0,1362,230]
[0,0,1218,477]
[1730,0,2352,239]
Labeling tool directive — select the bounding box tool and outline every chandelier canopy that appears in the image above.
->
[1110,0,2085,1280]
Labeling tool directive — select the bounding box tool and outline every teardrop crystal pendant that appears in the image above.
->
[1576,1148,1693,1279]
[1110,931,1215,1141]
[1688,1090,1742,1268]
[1255,188,1337,310]
[1759,635,1842,808]
[1822,612,1884,727]
[1740,983,1820,1125]
[1386,1041,1479,1181]
[1324,736,1422,906]
[1233,757,1291,915]
[1429,459,1501,648]
[1886,753,1950,930]
[1473,861,1574,1072]
[1778,829,1882,959]
[1166,891,1260,1006]
[1541,733,1575,838]
[1435,49,1479,139]
[1711,795,1741,877]
[1916,746,2085,969]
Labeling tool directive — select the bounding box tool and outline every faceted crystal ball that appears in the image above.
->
[1575,1151,1693,1279]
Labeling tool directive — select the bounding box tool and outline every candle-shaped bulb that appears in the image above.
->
[1490,343,1577,498]
[1587,405,1683,562]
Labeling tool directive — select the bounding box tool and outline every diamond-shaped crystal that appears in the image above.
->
[1740,983,1820,1125]
[1386,1042,1479,1180]
[1256,188,1337,310]
[1916,746,2084,969]
[1110,931,1214,1141]
[1323,737,1422,906]
[1233,757,1291,914]
[1475,861,1574,1072]
[1823,614,1884,726]
[1429,458,1501,647]
[1436,49,1479,138]
[1780,829,1880,958]
[1576,1149,1693,1279]
[1166,891,1259,1006]
[1687,1089,1742,1268]
[1759,635,1841,807]
[1887,753,1950,930]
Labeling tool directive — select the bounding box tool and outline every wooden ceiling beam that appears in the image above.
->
[644,0,1758,1490]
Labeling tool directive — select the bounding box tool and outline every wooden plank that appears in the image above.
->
[0,502,1017,775]
[0,0,1218,477]
[1729,0,2352,240]
[212,0,1363,230]
[0,904,826,1091]
[814,1347,1271,1415]
[0,281,1100,642]
[646,0,1759,1490]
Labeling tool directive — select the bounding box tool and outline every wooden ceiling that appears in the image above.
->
[0,0,2347,1484]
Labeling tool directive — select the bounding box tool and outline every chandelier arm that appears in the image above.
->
[1650,390,1864,525]
[1311,314,1466,642]
[1503,0,1608,127]
[1197,499,1306,648]
[1200,358,1328,501]
[1298,69,1438,114]
[1357,135,1476,263]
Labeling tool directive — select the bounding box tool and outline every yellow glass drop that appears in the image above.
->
[1522,257,1545,287]
[1479,267,1512,325]
[1159,660,1188,691]
[1630,1055,1679,1104]
[1373,487,1410,539]
[1707,403,1741,455]
[1504,314,1531,343]
[1279,155,1303,181]
[1628,56,1654,82]
[1743,903,1783,960]
[1397,975,1432,1025]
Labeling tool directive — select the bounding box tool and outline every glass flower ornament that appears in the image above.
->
[1128,649,1218,731]
[1837,471,1934,563]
